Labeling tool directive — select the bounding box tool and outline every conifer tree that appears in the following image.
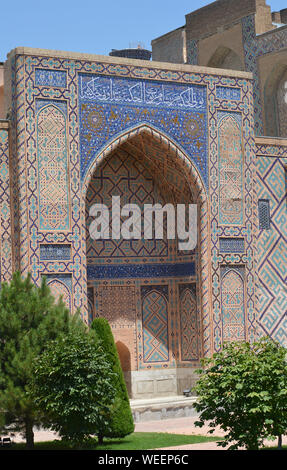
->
[0,271,82,449]
[91,318,134,443]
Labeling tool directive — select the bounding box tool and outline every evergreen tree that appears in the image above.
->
[0,271,82,449]
[31,328,115,448]
[91,318,134,443]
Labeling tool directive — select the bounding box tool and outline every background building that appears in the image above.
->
[152,0,287,137]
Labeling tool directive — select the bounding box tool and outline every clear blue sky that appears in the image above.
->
[0,0,286,62]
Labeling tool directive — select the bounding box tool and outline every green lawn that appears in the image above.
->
[5,432,222,451]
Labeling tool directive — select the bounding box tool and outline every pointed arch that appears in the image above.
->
[82,123,207,204]
[47,278,71,310]
[207,46,244,71]
[81,123,212,356]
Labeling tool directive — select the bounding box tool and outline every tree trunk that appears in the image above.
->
[25,417,34,450]
[98,433,104,446]
[246,443,259,451]
[278,435,282,450]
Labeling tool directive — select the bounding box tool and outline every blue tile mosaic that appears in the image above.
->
[216,86,241,101]
[78,73,208,188]
[36,99,67,116]
[40,244,71,261]
[87,262,195,280]
[42,273,72,291]
[79,74,206,110]
[35,69,67,88]
[219,238,245,253]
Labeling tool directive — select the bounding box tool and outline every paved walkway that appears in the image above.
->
[8,417,287,450]
[136,417,287,450]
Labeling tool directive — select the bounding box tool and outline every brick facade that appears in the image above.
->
[152,0,287,138]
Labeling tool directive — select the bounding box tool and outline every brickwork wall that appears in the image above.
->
[185,0,256,40]
[0,66,4,119]
[151,1,287,138]
[198,22,245,69]
[152,27,186,64]
[259,50,287,137]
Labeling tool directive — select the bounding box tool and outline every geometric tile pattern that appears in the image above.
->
[82,119,211,362]
[40,244,71,261]
[37,103,70,231]
[95,285,136,328]
[35,69,67,88]
[179,283,199,361]
[0,128,13,282]
[241,15,264,135]
[87,262,196,280]
[93,283,138,370]
[43,273,72,310]
[79,73,208,187]
[221,266,246,342]
[208,71,256,351]
[256,154,287,347]
[86,149,168,262]
[219,238,245,254]
[85,139,197,369]
[258,199,271,230]
[141,286,169,363]
[186,39,198,66]
[216,86,241,101]
[46,278,71,310]
[218,112,244,225]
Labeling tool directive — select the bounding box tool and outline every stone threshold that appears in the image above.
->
[130,395,198,423]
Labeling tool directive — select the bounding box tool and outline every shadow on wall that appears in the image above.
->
[116,341,132,397]
[264,63,287,138]
[207,46,244,71]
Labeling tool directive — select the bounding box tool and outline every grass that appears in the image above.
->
[3,432,222,451]
[262,445,287,451]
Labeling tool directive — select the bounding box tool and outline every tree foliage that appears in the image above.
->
[194,337,287,450]
[91,318,134,442]
[0,271,82,449]
[31,328,115,447]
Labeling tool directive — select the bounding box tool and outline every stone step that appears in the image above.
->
[130,395,198,423]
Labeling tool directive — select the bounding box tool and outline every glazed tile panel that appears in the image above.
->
[256,152,287,347]
[78,73,208,187]
[0,129,13,282]
[7,51,257,360]
[36,103,70,231]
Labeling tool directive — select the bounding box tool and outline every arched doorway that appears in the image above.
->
[83,125,210,398]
